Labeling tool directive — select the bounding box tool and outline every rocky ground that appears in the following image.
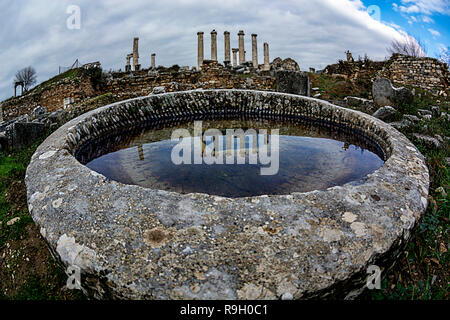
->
[0,71,448,300]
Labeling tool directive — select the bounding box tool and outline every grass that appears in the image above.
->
[359,84,449,301]
[309,73,372,100]
[0,139,85,300]
[0,141,37,246]
[33,68,83,94]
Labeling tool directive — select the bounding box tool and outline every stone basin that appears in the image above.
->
[25,89,429,299]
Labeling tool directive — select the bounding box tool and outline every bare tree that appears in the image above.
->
[387,35,427,58]
[14,66,37,91]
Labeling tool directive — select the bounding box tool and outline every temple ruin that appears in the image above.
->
[196,29,270,71]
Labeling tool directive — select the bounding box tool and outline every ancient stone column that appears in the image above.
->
[126,54,132,72]
[238,30,245,65]
[151,53,156,68]
[232,48,238,67]
[211,30,218,61]
[251,34,258,68]
[263,42,270,71]
[197,31,204,70]
[133,37,140,71]
[224,31,231,65]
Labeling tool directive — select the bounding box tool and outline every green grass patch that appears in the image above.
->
[0,139,45,247]
[12,256,86,300]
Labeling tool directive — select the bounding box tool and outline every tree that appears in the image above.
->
[14,66,37,91]
[387,35,427,58]
[438,46,450,65]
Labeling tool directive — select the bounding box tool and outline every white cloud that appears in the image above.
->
[0,0,407,101]
[399,0,450,15]
[400,4,421,13]
[428,28,441,37]
[421,15,435,23]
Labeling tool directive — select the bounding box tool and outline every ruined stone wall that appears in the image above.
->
[104,69,200,100]
[379,54,449,96]
[323,60,387,82]
[324,54,449,96]
[103,60,276,100]
[1,76,96,122]
[1,61,276,122]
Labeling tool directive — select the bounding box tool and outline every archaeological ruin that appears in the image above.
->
[25,89,429,299]
[0,30,448,301]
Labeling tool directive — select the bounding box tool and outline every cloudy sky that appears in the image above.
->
[0,0,449,101]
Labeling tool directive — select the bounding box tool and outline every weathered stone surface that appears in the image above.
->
[276,71,310,96]
[413,133,442,149]
[372,78,414,108]
[152,86,166,94]
[271,57,300,71]
[417,109,432,117]
[0,132,7,151]
[372,106,397,122]
[431,106,441,117]
[32,106,47,119]
[390,120,412,130]
[6,122,46,150]
[344,96,376,114]
[403,114,420,123]
[26,90,429,300]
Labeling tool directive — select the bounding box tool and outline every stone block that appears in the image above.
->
[276,70,310,96]
[5,122,46,150]
[372,78,413,108]
[32,105,47,119]
[344,96,376,114]
[372,105,397,122]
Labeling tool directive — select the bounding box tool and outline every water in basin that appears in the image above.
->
[79,118,385,197]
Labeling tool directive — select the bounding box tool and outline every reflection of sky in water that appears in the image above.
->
[87,131,384,198]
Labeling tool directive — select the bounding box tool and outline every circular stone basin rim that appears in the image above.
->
[25,89,429,299]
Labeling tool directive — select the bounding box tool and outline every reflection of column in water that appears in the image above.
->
[214,135,219,157]
[247,131,258,155]
[226,134,232,157]
[138,145,144,161]
[202,139,207,157]
[239,135,245,157]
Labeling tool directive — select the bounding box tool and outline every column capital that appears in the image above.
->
[238,30,245,36]
[211,29,217,34]
[224,31,230,35]
[197,31,204,35]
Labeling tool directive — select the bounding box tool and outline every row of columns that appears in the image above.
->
[125,37,157,72]
[197,30,270,71]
